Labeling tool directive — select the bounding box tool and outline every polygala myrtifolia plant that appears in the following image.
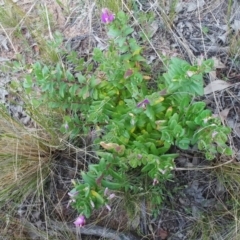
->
[23,10,232,220]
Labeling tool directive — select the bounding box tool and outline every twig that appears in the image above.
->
[0,23,17,53]
[140,198,147,235]
[174,159,234,171]
[44,2,53,40]
[49,220,141,240]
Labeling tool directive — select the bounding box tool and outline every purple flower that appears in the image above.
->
[74,215,86,227]
[137,99,150,108]
[104,188,116,200]
[101,8,115,24]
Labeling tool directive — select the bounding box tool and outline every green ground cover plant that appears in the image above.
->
[22,9,232,222]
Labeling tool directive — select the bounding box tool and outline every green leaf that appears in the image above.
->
[123,26,134,36]
[93,48,103,61]
[81,172,97,187]
[223,147,233,156]
[176,138,190,150]
[173,124,183,136]
[160,153,178,161]
[145,105,155,121]
[189,81,203,96]
[23,75,33,89]
[66,70,74,81]
[59,83,66,98]
[91,190,104,204]
[55,63,62,81]
[108,169,124,182]
[141,162,155,173]
[190,102,206,113]
[82,203,92,218]
[42,65,49,77]
[108,26,121,38]
[186,121,198,129]
[115,37,126,47]
[130,81,139,97]
[69,84,79,96]
[90,77,99,88]
[149,143,159,155]
[180,96,191,109]
[79,85,89,99]
[202,59,214,73]
[77,74,86,84]
[117,11,128,24]
[92,88,98,100]
[129,158,139,168]
[124,99,136,108]
[101,179,122,190]
[161,130,172,143]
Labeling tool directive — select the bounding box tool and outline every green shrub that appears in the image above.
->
[23,10,232,218]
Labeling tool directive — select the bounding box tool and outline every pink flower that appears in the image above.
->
[101,8,115,24]
[137,99,150,108]
[108,193,115,200]
[74,215,86,227]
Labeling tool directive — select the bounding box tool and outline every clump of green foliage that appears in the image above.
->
[23,11,232,218]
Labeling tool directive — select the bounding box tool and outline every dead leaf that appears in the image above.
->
[227,120,240,138]
[204,80,232,94]
[143,75,151,80]
[100,141,125,155]
[212,56,225,69]
[219,108,231,123]
[32,44,39,55]
[175,2,184,13]
[217,33,228,45]
[158,89,167,96]
[232,19,240,32]
[187,0,205,12]
[0,35,9,51]
[124,69,133,78]
[209,71,216,81]
[157,228,169,240]
[148,21,159,38]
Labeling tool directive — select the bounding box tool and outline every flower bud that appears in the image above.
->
[74,215,86,227]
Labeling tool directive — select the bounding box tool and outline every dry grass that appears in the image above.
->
[0,104,59,207]
[198,163,240,239]
[0,101,70,239]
